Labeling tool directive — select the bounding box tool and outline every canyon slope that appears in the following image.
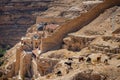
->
[0,0,51,47]
[0,0,120,80]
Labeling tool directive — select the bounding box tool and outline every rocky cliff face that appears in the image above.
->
[0,0,52,47]
[1,0,120,80]
[0,0,95,48]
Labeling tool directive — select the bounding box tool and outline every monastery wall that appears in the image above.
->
[41,0,120,53]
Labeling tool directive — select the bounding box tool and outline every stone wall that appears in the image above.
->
[36,17,68,24]
[41,0,120,53]
[19,52,32,79]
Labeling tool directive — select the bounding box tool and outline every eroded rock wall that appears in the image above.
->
[0,0,51,47]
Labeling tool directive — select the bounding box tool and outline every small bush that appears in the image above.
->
[0,48,6,57]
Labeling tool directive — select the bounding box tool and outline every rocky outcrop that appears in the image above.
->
[63,34,95,51]
[71,71,105,80]
[89,36,120,54]
[40,0,120,53]
[2,45,33,79]
[1,43,59,79]
[37,58,59,76]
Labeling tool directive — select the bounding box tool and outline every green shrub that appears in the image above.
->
[0,48,6,57]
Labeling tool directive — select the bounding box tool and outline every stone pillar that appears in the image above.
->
[31,58,40,78]
[15,46,23,76]
[19,52,32,79]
